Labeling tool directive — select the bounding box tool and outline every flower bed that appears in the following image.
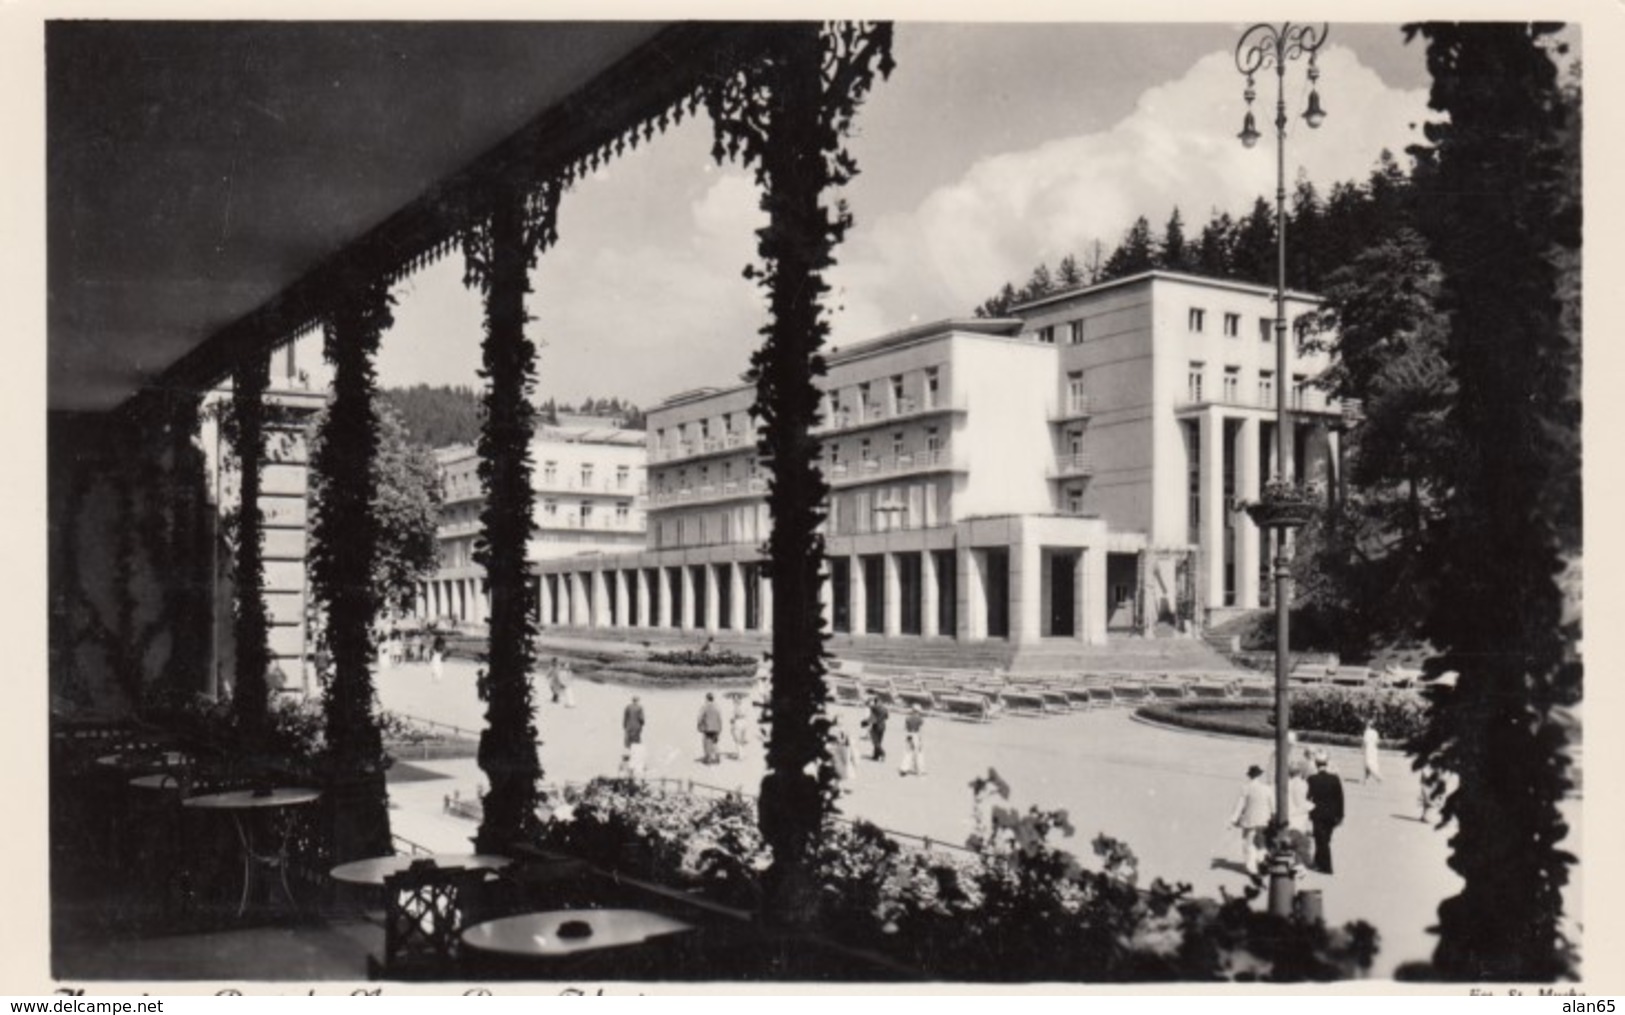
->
[536,777,1376,981]
[1137,685,1426,747]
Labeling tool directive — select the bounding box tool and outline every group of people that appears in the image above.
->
[370,627,447,679]
[825,695,927,791]
[1230,737,1347,879]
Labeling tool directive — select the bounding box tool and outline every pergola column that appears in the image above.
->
[310,276,395,862]
[228,355,271,737]
[468,177,551,855]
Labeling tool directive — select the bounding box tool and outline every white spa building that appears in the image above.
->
[530,270,1343,647]
[419,421,648,625]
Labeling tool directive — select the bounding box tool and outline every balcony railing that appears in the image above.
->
[649,432,756,464]
[815,392,968,435]
[646,476,768,507]
[1177,389,1340,414]
[826,447,963,486]
[1048,452,1095,478]
[1048,396,1093,422]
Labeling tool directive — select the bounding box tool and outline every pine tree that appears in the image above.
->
[1100,216,1156,281]
[1056,253,1085,288]
[1160,207,1190,272]
[1228,197,1277,286]
[1196,210,1235,278]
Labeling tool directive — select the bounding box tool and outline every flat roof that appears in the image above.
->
[1010,269,1321,314]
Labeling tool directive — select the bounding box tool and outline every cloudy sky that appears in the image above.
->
[374,22,1436,408]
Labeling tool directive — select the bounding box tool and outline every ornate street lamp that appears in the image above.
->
[1234,20,1328,919]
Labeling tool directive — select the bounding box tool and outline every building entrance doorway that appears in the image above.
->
[1047,551,1077,638]
[1106,552,1139,631]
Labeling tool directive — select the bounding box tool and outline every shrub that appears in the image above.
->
[648,648,758,668]
[534,777,1377,981]
[1289,686,1427,742]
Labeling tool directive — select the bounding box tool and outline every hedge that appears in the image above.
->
[1137,688,1425,748]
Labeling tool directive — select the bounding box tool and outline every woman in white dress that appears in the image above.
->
[1362,721,1383,784]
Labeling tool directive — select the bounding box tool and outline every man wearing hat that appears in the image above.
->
[1306,750,1346,874]
[1230,763,1275,876]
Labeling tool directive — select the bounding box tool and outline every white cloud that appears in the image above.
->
[829,45,1433,340]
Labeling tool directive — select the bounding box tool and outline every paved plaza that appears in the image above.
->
[374,654,1581,979]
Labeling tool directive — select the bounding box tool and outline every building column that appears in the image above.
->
[703,566,721,633]
[1079,546,1108,645]
[1199,408,1226,612]
[611,569,629,628]
[635,569,652,627]
[848,555,868,635]
[728,561,746,632]
[759,565,774,634]
[593,571,608,628]
[920,549,940,637]
[1013,533,1042,645]
[679,565,695,630]
[882,552,901,636]
[537,574,551,628]
[1237,415,1262,609]
[818,567,833,632]
[957,544,983,641]
[655,569,672,628]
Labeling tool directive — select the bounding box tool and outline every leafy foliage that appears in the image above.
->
[1401,21,1581,981]
[308,278,396,862]
[704,22,894,924]
[540,778,1376,981]
[228,356,271,747]
[1288,686,1428,742]
[647,647,758,668]
[462,178,559,854]
[309,400,441,618]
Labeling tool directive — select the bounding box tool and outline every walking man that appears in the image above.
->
[1307,751,1346,874]
[865,696,890,762]
[622,695,647,779]
[697,692,724,765]
[1229,764,1275,877]
[899,705,926,776]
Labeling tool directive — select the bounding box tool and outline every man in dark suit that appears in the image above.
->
[1306,751,1346,874]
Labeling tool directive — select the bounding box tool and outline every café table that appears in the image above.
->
[182,787,322,917]
[462,908,694,961]
[330,852,511,886]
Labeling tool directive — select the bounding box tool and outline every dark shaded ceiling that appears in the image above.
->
[47,20,671,413]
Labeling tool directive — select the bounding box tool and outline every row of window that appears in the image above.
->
[1186,363,1314,407]
[539,461,637,491]
[651,503,770,549]
[1032,320,1088,345]
[539,500,636,526]
[1188,307,1312,344]
[825,427,943,471]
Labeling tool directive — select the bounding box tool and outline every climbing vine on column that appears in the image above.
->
[706,21,894,925]
[462,177,561,854]
[230,355,271,747]
[309,277,396,862]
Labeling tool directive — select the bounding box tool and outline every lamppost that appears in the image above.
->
[1235,20,1328,919]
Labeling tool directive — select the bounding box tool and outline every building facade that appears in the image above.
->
[530,270,1340,646]
[418,423,648,625]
